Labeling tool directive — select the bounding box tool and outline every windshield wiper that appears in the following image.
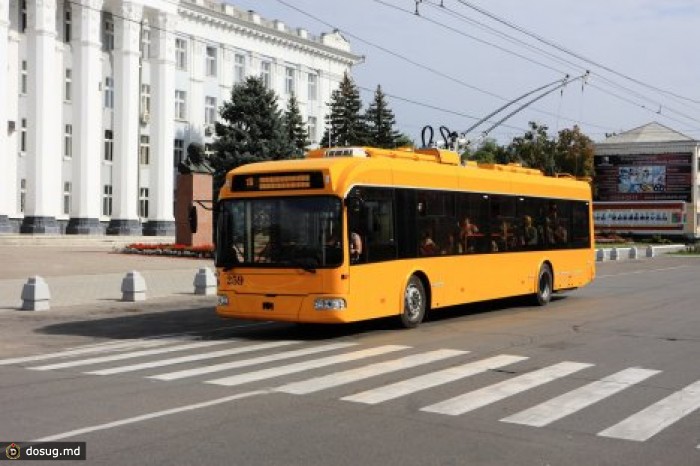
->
[285,258,317,274]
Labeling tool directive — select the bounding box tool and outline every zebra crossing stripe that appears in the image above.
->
[342,354,528,405]
[276,349,467,395]
[598,380,700,442]
[29,341,229,371]
[421,361,593,416]
[86,341,301,375]
[502,367,660,427]
[206,345,410,387]
[0,339,179,366]
[149,342,359,381]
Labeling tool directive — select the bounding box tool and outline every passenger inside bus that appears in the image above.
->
[458,217,479,253]
[349,231,363,263]
[522,215,538,246]
[419,230,439,256]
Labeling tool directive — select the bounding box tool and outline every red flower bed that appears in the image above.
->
[123,243,214,258]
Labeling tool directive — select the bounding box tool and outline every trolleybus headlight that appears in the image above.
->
[314,298,346,310]
[217,294,229,306]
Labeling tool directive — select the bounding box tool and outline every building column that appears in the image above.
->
[143,11,175,236]
[66,0,104,234]
[21,0,61,234]
[106,1,142,235]
[0,0,12,232]
[189,40,204,142]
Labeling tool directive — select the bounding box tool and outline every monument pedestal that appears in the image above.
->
[175,173,213,246]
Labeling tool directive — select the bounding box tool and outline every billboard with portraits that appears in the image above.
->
[594,153,692,202]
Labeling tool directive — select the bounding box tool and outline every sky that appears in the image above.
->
[225,0,700,146]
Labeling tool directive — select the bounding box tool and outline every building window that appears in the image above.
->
[261,61,271,89]
[205,96,217,125]
[19,0,27,33]
[102,185,113,216]
[103,13,114,51]
[65,69,72,102]
[64,6,72,43]
[19,179,26,213]
[64,124,72,158]
[285,67,295,95]
[175,38,187,70]
[139,188,149,218]
[174,138,184,167]
[104,77,114,109]
[206,46,217,77]
[308,116,317,143]
[63,182,72,215]
[20,119,27,154]
[234,53,246,83]
[104,130,113,161]
[308,73,318,101]
[174,90,187,120]
[140,84,151,114]
[20,61,27,94]
[141,27,151,58]
[139,135,150,165]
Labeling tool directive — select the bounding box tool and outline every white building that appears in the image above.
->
[593,122,700,240]
[0,0,360,235]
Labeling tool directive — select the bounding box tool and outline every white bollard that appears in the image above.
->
[629,247,639,259]
[21,276,51,311]
[121,271,147,302]
[596,249,607,262]
[610,248,619,261]
[646,245,655,258]
[193,268,217,296]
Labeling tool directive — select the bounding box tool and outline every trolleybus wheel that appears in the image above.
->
[400,275,426,328]
[533,263,553,306]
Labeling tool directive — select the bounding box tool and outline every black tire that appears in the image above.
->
[533,263,553,306]
[400,276,426,328]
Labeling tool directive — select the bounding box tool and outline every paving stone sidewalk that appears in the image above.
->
[0,236,215,310]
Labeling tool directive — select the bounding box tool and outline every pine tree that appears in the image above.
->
[365,85,400,148]
[210,76,296,193]
[320,72,367,147]
[283,93,310,157]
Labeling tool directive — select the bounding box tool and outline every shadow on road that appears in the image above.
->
[33,294,563,343]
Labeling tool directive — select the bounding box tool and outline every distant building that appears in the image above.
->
[593,122,700,239]
[0,0,361,235]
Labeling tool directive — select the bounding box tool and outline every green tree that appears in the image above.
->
[283,93,310,157]
[394,133,414,148]
[554,125,595,177]
[365,85,401,148]
[210,76,296,192]
[469,138,512,164]
[507,122,556,174]
[320,72,367,147]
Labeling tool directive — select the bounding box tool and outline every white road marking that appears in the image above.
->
[597,265,691,279]
[150,342,359,381]
[206,345,410,387]
[33,390,267,442]
[343,354,528,405]
[29,341,229,371]
[86,341,300,375]
[598,380,700,442]
[421,361,593,416]
[0,339,179,366]
[502,367,660,427]
[276,349,466,395]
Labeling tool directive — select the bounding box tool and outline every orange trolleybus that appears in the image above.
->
[214,146,595,328]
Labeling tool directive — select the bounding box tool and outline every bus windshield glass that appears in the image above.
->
[216,196,343,269]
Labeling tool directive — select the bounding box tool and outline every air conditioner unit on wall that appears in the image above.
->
[140,110,150,125]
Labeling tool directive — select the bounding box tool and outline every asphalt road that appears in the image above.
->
[1,256,700,465]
